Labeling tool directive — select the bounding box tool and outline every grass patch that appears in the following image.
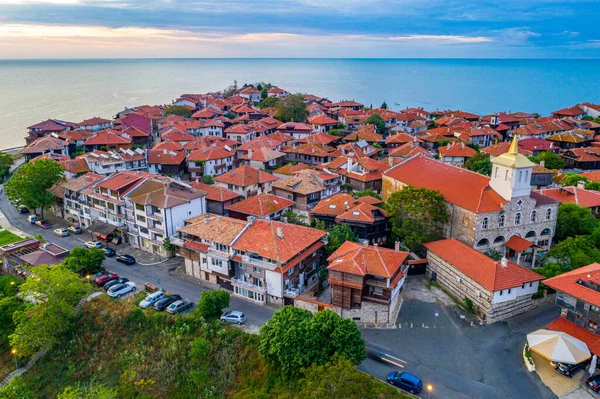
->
[426,280,441,290]
[14,296,410,399]
[0,230,22,246]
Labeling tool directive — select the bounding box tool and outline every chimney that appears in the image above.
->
[277,227,284,239]
[353,195,359,204]
[204,216,209,224]
[195,177,199,183]
[283,216,288,224]
[394,240,400,251]
[248,149,253,158]
[346,158,352,173]
[363,241,369,248]
[540,160,545,168]
[500,257,508,268]
[577,181,586,189]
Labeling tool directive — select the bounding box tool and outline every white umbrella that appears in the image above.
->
[527,329,591,364]
[590,354,597,375]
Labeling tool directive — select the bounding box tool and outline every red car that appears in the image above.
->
[93,272,119,287]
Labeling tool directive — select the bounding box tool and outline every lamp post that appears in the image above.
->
[11,348,19,371]
[426,384,433,399]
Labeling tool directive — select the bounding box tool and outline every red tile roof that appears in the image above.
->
[387,133,422,145]
[237,135,282,152]
[227,193,293,217]
[225,124,256,135]
[187,146,234,162]
[335,202,388,223]
[552,106,585,117]
[481,142,533,157]
[547,317,600,356]
[544,263,600,307]
[517,138,554,152]
[240,147,285,162]
[84,130,132,146]
[332,100,364,108]
[311,193,382,217]
[308,114,338,126]
[282,142,335,157]
[580,171,600,182]
[534,187,600,209]
[214,165,278,187]
[344,124,382,143]
[277,122,313,133]
[327,241,408,281]
[504,235,537,253]
[189,182,241,203]
[21,136,66,154]
[233,219,326,264]
[425,238,544,291]
[384,155,507,213]
[438,142,477,158]
[78,117,111,127]
[388,142,432,159]
[153,140,184,152]
[296,132,338,145]
[147,149,186,165]
[121,126,151,137]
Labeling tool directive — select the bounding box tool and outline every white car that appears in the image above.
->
[107,281,137,298]
[220,310,246,325]
[84,241,103,249]
[139,291,165,308]
[53,228,69,237]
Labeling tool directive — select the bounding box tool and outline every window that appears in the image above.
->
[499,215,505,227]
[518,171,522,183]
[136,215,146,223]
[530,210,536,222]
[515,213,521,225]
[529,282,533,287]
[135,203,144,211]
[499,290,503,296]
[508,288,512,294]
[505,170,509,181]
[495,167,499,178]
[592,305,600,313]
[546,208,552,220]
[482,218,488,229]
[253,266,259,273]
[288,267,294,276]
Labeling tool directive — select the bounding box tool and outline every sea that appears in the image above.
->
[1,58,599,150]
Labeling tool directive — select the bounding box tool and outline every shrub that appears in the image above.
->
[195,290,230,319]
[464,297,474,313]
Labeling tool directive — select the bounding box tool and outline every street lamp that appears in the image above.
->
[426,384,433,398]
[11,348,19,371]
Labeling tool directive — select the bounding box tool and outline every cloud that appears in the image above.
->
[388,35,491,43]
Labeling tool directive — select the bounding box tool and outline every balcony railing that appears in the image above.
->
[209,247,232,260]
[283,287,300,298]
[242,255,278,271]
[232,278,266,293]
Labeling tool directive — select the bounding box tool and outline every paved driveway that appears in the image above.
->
[0,192,275,329]
[360,277,560,399]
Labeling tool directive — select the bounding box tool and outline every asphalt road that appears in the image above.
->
[0,191,275,329]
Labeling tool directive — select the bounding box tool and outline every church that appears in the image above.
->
[382,136,559,258]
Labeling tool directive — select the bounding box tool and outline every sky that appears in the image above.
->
[0,0,598,58]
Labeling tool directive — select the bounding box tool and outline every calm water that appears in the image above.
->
[1,58,599,149]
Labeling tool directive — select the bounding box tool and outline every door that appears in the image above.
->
[204,272,210,281]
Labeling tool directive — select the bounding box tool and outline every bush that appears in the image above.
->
[464,297,474,314]
[195,290,230,319]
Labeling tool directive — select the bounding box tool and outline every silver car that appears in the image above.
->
[53,228,69,237]
[220,310,246,325]
[107,281,137,298]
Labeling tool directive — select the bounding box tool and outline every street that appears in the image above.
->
[0,191,274,329]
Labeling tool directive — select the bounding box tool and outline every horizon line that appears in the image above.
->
[1,57,600,62]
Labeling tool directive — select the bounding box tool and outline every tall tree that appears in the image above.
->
[276,93,308,123]
[4,158,64,218]
[195,290,230,319]
[380,101,388,110]
[561,173,589,187]
[10,265,90,356]
[325,224,359,256]
[465,152,492,176]
[529,151,564,170]
[366,114,387,136]
[63,247,105,275]
[258,97,280,109]
[0,151,14,181]
[386,186,449,255]
[555,203,598,242]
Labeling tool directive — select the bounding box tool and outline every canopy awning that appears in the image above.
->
[505,235,539,253]
[87,221,117,236]
[527,328,591,364]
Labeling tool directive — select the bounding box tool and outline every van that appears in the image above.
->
[139,291,165,309]
[27,215,38,224]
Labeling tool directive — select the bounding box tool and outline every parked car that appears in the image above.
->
[84,241,103,249]
[587,374,600,392]
[27,215,38,224]
[555,360,590,377]
[68,226,82,234]
[139,291,165,309]
[108,281,137,298]
[220,310,246,325]
[53,228,69,237]
[154,295,182,311]
[104,247,116,257]
[116,254,136,265]
[387,371,423,394]
[104,277,129,291]
[93,272,118,287]
[166,299,193,314]
[35,219,51,229]
[17,205,29,214]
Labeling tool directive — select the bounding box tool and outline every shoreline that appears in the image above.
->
[0,146,24,155]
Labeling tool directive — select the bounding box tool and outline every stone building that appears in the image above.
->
[327,241,409,326]
[425,238,544,323]
[382,136,559,254]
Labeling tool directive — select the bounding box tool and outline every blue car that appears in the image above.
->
[387,371,423,394]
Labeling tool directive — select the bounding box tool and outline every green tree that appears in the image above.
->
[465,152,492,176]
[164,105,193,119]
[276,94,308,123]
[366,114,387,136]
[10,264,90,356]
[555,203,598,242]
[282,210,308,226]
[0,151,14,181]
[0,275,21,297]
[381,101,388,110]
[163,236,176,254]
[325,224,359,256]
[258,97,280,109]
[310,217,326,231]
[534,151,564,170]
[561,172,589,187]
[327,128,344,137]
[58,382,118,399]
[0,377,35,399]
[63,247,105,275]
[0,297,24,351]
[546,236,600,270]
[195,290,230,319]
[259,307,366,377]
[437,139,451,147]
[386,186,449,255]
[4,158,64,218]
[200,174,214,185]
[586,181,600,191]
[354,188,381,200]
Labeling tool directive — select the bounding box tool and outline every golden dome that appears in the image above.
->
[492,135,536,168]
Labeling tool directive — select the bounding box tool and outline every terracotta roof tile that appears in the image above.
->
[214,165,278,187]
[147,149,186,165]
[227,193,293,217]
[547,317,600,356]
[534,187,600,209]
[327,241,408,281]
[438,142,477,158]
[544,263,600,308]
[189,182,241,202]
[180,213,248,245]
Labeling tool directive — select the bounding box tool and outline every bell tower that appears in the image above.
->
[489,135,535,201]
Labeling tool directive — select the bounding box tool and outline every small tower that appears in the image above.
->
[489,135,535,201]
